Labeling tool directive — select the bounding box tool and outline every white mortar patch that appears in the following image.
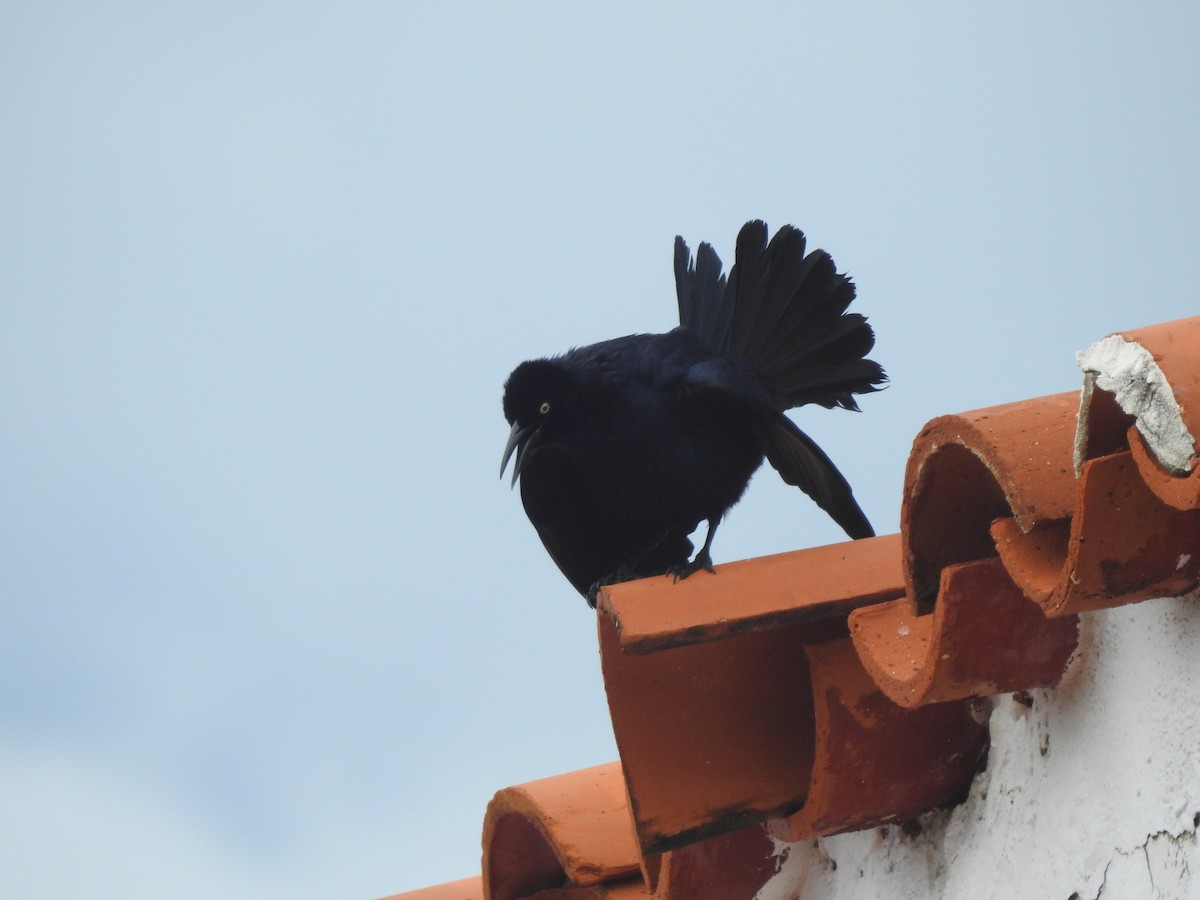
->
[1076,333,1195,475]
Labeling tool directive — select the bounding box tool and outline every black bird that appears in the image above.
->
[501,219,885,604]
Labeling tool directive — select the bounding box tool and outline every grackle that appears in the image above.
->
[501,220,885,605]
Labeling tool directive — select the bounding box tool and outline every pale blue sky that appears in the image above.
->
[2,4,1198,897]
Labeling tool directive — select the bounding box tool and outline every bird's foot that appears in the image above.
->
[585,565,640,608]
[668,549,715,583]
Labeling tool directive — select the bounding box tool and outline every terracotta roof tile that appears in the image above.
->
[1128,422,1200,509]
[1077,318,1200,477]
[849,557,1078,707]
[482,763,641,900]
[396,316,1200,899]
[848,391,1082,706]
[996,450,1200,615]
[523,883,652,897]
[521,882,649,898]
[596,533,904,654]
[379,875,484,899]
[598,602,829,855]
[767,637,987,841]
[646,825,778,899]
[901,392,1079,608]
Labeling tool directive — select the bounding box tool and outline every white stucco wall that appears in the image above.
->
[759,592,1200,900]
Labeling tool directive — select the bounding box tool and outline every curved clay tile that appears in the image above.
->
[1077,318,1200,476]
[992,320,1200,615]
[850,394,1082,707]
[597,534,904,654]
[378,876,484,900]
[599,551,988,854]
[1077,318,1200,507]
[769,637,987,841]
[482,763,642,900]
[597,607,824,856]
[526,880,650,898]
[1128,425,1200,509]
[850,557,1078,706]
[1000,450,1200,616]
[648,825,779,899]
[902,392,1079,606]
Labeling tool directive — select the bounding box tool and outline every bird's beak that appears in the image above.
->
[500,422,537,487]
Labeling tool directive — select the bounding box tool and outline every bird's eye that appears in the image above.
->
[539,401,551,415]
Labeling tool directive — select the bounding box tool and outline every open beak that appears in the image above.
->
[500,422,538,487]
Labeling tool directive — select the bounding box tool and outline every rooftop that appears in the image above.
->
[387,316,1200,900]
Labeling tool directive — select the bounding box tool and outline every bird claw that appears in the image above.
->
[585,553,715,606]
[669,550,715,583]
[585,564,640,608]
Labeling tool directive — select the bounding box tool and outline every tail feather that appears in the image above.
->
[674,236,730,349]
[784,357,887,411]
[779,312,872,367]
[763,306,868,385]
[677,219,884,411]
[773,318,885,408]
[727,223,816,364]
[768,257,856,354]
[743,254,863,390]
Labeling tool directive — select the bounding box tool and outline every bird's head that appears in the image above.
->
[500,359,582,486]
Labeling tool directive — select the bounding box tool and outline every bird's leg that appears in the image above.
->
[585,528,687,607]
[669,518,719,582]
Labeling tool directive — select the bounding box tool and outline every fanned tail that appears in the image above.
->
[675,219,886,411]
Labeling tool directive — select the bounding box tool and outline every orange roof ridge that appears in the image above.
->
[481,762,642,900]
[378,875,484,899]
[596,533,905,654]
[841,392,1084,708]
[900,392,1079,607]
[520,881,650,898]
[997,449,1200,615]
[599,601,987,858]
[850,557,1078,707]
[990,317,1200,614]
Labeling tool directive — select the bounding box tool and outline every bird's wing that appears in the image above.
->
[679,363,874,541]
[754,413,875,540]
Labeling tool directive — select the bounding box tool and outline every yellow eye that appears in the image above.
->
[539,401,551,415]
